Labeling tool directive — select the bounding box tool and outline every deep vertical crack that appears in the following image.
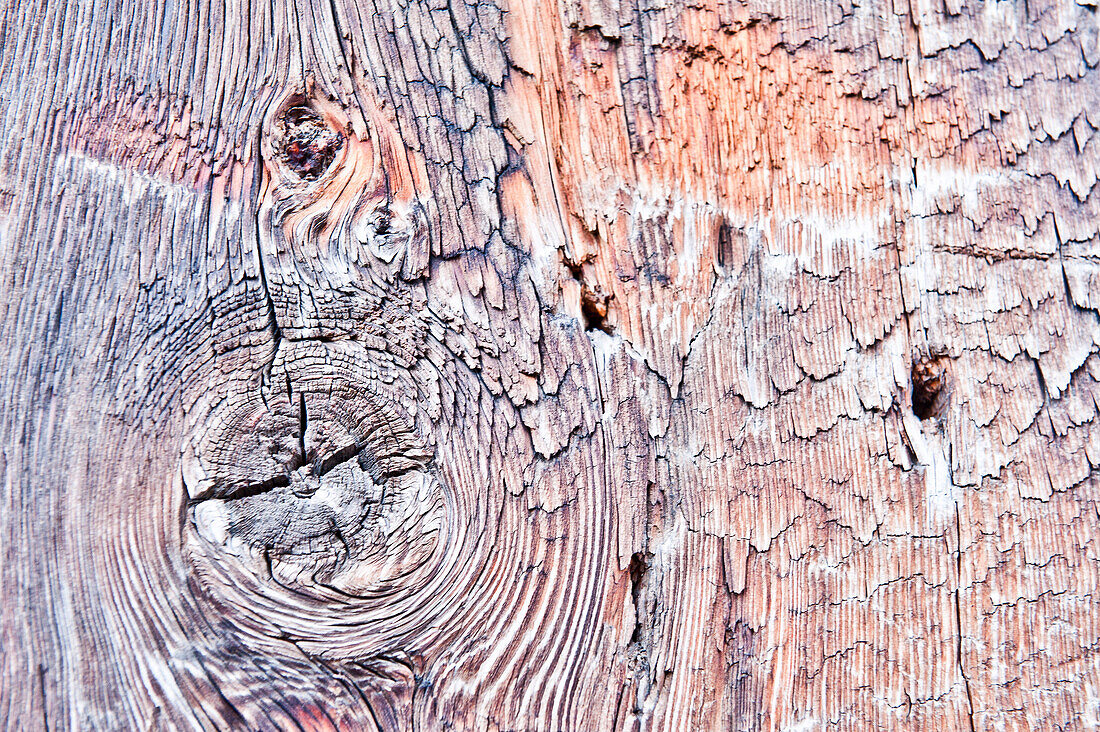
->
[955,503,976,732]
[252,125,284,358]
[298,392,308,464]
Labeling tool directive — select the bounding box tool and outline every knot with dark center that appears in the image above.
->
[278,106,343,180]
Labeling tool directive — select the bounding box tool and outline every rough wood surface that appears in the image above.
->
[2,0,1099,729]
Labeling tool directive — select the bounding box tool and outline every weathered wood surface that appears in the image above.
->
[2,0,1099,729]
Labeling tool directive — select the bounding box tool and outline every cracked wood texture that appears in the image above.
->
[2,0,1100,729]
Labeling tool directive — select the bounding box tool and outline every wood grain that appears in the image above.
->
[2,0,1099,729]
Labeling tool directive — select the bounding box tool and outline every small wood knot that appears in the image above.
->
[278,106,343,179]
[911,356,948,420]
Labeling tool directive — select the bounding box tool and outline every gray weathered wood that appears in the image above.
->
[2,0,1099,729]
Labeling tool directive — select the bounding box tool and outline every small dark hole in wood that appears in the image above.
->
[628,551,647,644]
[279,106,343,180]
[717,220,733,268]
[375,212,391,235]
[628,552,647,587]
[565,257,613,333]
[580,288,612,333]
[911,356,947,420]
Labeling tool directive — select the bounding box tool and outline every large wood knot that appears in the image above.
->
[182,342,456,652]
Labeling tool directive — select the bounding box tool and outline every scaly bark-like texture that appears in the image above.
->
[2,0,1099,729]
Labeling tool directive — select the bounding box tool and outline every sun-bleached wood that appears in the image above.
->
[2,0,1099,729]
